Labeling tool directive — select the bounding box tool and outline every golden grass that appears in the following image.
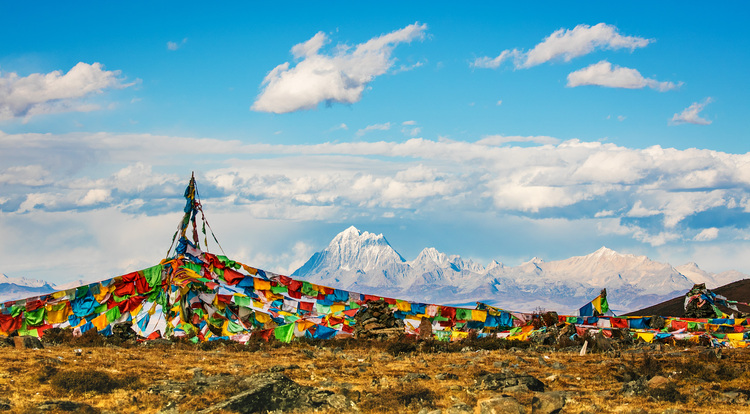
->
[1,338,750,413]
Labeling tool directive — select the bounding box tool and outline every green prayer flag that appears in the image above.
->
[9,305,23,317]
[456,308,472,321]
[274,323,295,343]
[76,285,90,299]
[183,262,202,274]
[25,308,45,327]
[94,303,108,314]
[301,282,317,297]
[270,285,288,294]
[105,306,121,323]
[227,320,245,333]
[600,297,610,314]
[233,295,252,308]
[142,264,164,288]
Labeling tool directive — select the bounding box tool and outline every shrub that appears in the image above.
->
[360,383,437,412]
[50,370,122,393]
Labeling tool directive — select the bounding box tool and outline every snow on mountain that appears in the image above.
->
[675,262,746,289]
[291,226,411,288]
[0,273,57,303]
[292,227,749,314]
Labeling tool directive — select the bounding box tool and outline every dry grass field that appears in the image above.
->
[1,332,750,413]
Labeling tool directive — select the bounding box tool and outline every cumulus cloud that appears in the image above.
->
[473,23,651,69]
[694,227,719,241]
[356,122,391,136]
[252,23,427,113]
[567,61,680,91]
[670,98,713,125]
[0,62,133,121]
[4,130,750,255]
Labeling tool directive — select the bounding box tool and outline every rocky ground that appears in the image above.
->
[0,331,749,413]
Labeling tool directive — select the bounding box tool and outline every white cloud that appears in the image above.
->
[567,61,680,91]
[670,98,713,125]
[167,38,188,51]
[402,127,421,137]
[78,188,111,206]
[356,122,391,136]
[4,130,750,262]
[476,134,560,146]
[252,23,427,113]
[402,120,417,125]
[694,227,719,241]
[627,200,661,217]
[473,23,651,69]
[0,62,133,121]
[496,100,503,106]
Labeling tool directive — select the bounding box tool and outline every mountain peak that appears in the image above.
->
[525,257,544,265]
[592,246,618,257]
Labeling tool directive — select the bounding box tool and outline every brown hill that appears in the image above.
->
[624,278,750,317]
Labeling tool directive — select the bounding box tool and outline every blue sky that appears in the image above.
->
[1,2,749,284]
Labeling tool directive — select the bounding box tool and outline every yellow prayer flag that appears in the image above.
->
[592,296,602,313]
[727,333,745,341]
[396,301,411,312]
[91,313,110,331]
[45,303,71,324]
[255,312,271,324]
[93,284,110,302]
[331,304,345,314]
[255,279,271,291]
[451,331,469,341]
[471,310,487,322]
[637,332,655,343]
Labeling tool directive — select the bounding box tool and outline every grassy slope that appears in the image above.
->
[1,336,750,413]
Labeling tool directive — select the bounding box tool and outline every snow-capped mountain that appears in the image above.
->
[0,274,57,303]
[674,262,746,289]
[292,227,748,314]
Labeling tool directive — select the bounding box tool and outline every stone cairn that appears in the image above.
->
[354,299,405,340]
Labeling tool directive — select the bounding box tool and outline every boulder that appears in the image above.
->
[198,372,357,413]
[477,396,526,414]
[531,391,566,414]
[14,336,43,349]
[476,372,544,392]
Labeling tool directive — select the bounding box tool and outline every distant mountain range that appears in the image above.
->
[292,226,748,314]
[0,274,90,304]
[2,226,746,314]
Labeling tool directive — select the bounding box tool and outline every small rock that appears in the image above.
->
[551,362,565,370]
[446,402,472,413]
[326,394,358,411]
[476,372,544,392]
[401,372,431,381]
[36,400,93,412]
[647,375,670,389]
[0,398,10,411]
[621,377,648,397]
[14,336,43,349]
[504,384,530,393]
[531,391,566,414]
[477,396,526,414]
[436,373,459,380]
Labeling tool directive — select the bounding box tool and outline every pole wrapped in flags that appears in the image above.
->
[579,289,611,317]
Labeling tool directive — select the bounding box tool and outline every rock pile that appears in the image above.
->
[353,299,405,340]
